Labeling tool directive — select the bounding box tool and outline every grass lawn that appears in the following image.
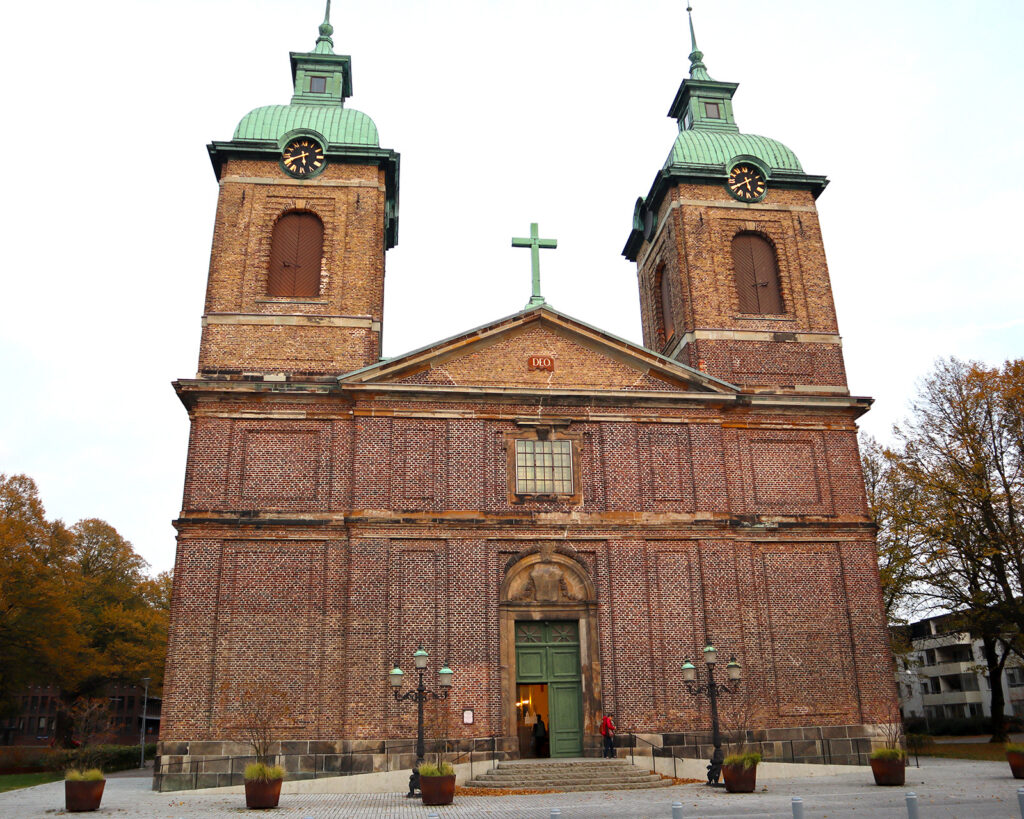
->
[0,772,63,792]
[919,742,1010,762]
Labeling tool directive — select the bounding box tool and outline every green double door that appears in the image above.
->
[515,620,583,757]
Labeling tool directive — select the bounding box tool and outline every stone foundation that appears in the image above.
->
[155,724,883,791]
[620,723,886,769]
[153,736,516,792]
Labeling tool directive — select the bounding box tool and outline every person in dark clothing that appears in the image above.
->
[533,714,547,757]
[600,713,617,758]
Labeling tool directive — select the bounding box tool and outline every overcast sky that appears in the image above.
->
[1,0,1021,574]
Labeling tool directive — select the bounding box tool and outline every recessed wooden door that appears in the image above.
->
[515,621,583,757]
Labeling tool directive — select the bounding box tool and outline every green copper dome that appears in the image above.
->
[233,104,379,147]
[622,5,827,261]
[666,130,802,174]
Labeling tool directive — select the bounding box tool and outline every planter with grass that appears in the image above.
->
[418,761,456,806]
[64,768,105,812]
[244,763,284,809]
[869,747,906,786]
[1006,743,1024,778]
[721,752,760,793]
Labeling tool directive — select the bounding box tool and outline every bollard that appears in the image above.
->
[672,801,684,819]
[426,813,439,819]
[905,791,919,819]
[1018,787,1024,818]
[551,810,562,819]
[791,796,804,819]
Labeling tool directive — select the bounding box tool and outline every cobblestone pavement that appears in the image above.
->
[4,758,1024,818]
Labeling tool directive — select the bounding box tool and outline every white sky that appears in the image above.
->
[1,0,1021,573]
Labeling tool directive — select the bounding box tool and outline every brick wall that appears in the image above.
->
[636,183,847,390]
[197,159,388,375]
[162,386,894,752]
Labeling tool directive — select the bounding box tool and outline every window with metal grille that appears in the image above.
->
[267,211,324,298]
[515,439,573,494]
[731,232,784,314]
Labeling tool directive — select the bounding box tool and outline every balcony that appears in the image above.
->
[920,661,975,676]
[922,691,984,707]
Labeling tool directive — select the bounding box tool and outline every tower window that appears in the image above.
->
[704,102,721,119]
[267,211,324,298]
[309,76,327,93]
[731,233,784,314]
[657,266,675,344]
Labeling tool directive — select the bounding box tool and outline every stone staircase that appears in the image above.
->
[464,758,676,792]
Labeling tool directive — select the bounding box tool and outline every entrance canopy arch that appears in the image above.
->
[499,545,602,756]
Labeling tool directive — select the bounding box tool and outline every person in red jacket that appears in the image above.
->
[600,713,617,758]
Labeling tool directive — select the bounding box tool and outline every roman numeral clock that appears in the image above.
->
[727,163,766,202]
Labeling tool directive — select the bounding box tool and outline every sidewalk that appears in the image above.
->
[3,757,1024,817]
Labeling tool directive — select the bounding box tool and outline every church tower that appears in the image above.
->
[623,8,844,394]
[197,2,398,377]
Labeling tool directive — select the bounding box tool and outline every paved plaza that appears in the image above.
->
[5,758,1024,818]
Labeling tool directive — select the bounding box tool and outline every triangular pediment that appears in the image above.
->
[340,307,736,395]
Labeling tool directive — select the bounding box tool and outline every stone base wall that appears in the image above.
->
[620,723,886,769]
[155,724,882,791]
[153,736,516,792]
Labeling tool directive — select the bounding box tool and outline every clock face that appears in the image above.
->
[727,164,766,201]
[281,138,325,177]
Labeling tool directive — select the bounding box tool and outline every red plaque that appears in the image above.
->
[528,356,554,372]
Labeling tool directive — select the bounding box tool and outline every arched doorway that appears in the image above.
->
[499,545,601,758]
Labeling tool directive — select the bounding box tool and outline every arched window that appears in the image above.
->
[656,265,675,344]
[731,233,784,314]
[267,212,324,298]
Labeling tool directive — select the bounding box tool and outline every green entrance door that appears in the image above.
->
[515,621,583,757]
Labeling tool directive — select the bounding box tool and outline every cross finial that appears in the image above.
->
[511,222,557,308]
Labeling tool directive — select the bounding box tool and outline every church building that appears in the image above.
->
[158,3,895,789]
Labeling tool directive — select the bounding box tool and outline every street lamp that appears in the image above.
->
[389,646,453,798]
[681,641,742,785]
[138,677,151,769]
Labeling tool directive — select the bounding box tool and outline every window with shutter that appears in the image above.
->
[731,233,784,314]
[267,211,324,298]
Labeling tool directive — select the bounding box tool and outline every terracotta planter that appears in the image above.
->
[722,763,757,793]
[1007,750,1024,778]
[64,779,105,812]
[244,777,283,809]
[420,773,456,806]
[869,756,906,786]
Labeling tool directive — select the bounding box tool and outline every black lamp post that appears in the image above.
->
[389,646,453,798]
[681,642,742,785]
[138,677,151,769]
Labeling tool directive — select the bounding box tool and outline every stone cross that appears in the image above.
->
[512,222,557,308]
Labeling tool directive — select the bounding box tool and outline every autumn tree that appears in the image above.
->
[0,474,172,742]
[861,434,925,624]
[0,475,82,717]
[885,357,1024,741]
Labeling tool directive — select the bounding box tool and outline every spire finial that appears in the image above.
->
[315,0,335,53]
[685,2,712,81]
[687,3,698,53]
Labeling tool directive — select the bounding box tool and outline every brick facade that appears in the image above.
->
[159,22,896,792]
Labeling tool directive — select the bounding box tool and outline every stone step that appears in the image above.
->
[473,773,666,787]
[465,760,676,792]
[463,778,677,792]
